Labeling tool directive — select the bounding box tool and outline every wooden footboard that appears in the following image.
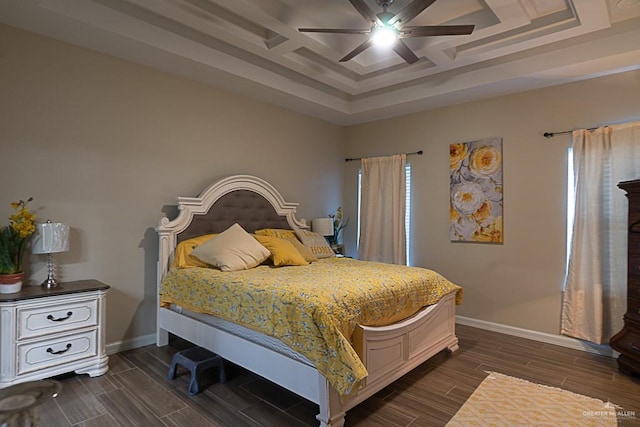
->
[340,291,458,416]
[157,291,458,427]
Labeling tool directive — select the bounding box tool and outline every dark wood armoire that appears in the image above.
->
[610,179,640,376]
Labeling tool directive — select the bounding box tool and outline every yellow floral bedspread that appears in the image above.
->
[160,257,462,396]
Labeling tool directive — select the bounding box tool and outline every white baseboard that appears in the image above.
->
[455,316,618,358]
[106,333,156,355]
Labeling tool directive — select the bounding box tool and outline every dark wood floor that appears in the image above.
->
[31,324,640,426]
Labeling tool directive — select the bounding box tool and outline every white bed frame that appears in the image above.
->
[156,175,458,427]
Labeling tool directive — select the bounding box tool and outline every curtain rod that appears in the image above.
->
[545,119,640,138]
[345,150,423,162]
[542,122,624,138]
[543,127,600,138]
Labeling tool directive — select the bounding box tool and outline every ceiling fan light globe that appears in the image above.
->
[371,26,397,47]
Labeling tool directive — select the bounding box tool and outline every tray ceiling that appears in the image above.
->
[1,0,639,125]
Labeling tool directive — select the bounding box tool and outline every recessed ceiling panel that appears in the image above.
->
[0,0,638,124]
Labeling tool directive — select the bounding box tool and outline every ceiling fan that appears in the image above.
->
[298,0,474,64]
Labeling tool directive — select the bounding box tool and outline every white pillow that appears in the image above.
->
[191,223,270,271]
[294,229,335,259]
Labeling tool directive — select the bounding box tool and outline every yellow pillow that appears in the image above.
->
[285,236,318,263]
[253,235,308,267]
[255,228,297,239]
[171,234,217,269]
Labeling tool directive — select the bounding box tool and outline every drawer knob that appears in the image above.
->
[47,343,72,355]
[47,311,73,322]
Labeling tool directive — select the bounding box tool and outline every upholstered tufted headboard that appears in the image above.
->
[177,190,292,242]
[157,175,307,283]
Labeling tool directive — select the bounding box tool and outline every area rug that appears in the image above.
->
[446,372,618,426]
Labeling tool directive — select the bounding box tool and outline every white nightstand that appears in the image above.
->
[0,280,109,388]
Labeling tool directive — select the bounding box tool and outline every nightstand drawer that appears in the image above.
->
[17,330,97,375]
[0,280,109,387]
[17,298,98,340]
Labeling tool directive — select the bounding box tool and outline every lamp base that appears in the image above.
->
[41,277,59,289]
[41,253,60,289]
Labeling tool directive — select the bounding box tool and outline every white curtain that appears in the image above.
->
[358,154,406,264]
[561,121,640,344]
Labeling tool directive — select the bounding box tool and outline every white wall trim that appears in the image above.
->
[106,334,156,355]
[456,316,618,358]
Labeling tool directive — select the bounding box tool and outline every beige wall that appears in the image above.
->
[344,70,640,335]
[0,24,345,346]
[4,21,640,347]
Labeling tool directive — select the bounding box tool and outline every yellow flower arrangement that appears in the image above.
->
[0,198,36,274]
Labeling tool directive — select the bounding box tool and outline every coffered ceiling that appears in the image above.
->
[1,0,639,125]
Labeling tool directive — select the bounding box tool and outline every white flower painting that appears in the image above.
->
[450,138,503,243]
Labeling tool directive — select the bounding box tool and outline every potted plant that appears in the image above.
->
[328,207,349,253]
[0,197,36,293]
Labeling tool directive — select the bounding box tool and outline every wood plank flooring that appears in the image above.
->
[31,324,640,426]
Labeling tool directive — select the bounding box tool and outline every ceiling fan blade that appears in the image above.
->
[348,0,383,26]
[388,0,438,26]
[299,28,370,35]
[400,25,475,38]
[392,39,420,64]
[339,39,373,62]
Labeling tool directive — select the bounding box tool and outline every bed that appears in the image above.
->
[156,175,460,427]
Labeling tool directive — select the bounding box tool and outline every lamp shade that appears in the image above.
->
[32,222,70,254]
[312,218,334,237]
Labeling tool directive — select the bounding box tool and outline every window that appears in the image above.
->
[357,164,412,265]
[561,123,640,343]
[565,147,574,287]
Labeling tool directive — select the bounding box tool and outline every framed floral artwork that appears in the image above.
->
[450,137,503,243]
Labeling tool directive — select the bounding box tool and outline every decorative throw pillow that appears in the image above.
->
[295,229,335,259]
[253,235,308,267]
[171,234,218,269]
[285,236,318,263]
[191,223,270,271]
[255,228,298,240]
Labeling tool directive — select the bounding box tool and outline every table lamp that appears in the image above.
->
[312,218,334,240]
[32,220,70,288]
